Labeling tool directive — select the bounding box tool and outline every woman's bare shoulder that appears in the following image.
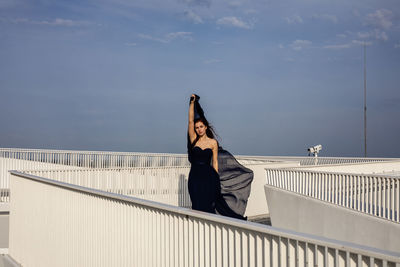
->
[210,138,218,148]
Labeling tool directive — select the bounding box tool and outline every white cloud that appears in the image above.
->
[204,59,221,64]
[365,9,393,30]
[216,16,252,29]
[285,15,303,24]
[166,32,193,40]
[180,0,211,7]
[323,40,372,50]
[8,18,28,24]
[395,43,400,49]
[183,10,203,24]
[352,40,372,46]
[336,33,347,38]
[374,31,388,41]
[138,32,193,43]
[357,30,388,41]
[312,14,338,24]
[278,44,284,49]
[244,9,257,15]
[323,43,352,50]
[9,17,89,26]
[125,42,137,46]
[359,10,393,42]
[357,32,371,39]
[41,18,88,26]
[138,34,167,43]
[290,39,311,50]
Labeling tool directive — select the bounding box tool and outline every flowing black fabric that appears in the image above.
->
[215,148,253,219]
[187,96,254,220]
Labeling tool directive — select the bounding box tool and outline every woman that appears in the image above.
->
[187,94,220,213]
[187,94,254,219]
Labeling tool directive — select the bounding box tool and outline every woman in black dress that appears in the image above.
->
[187,94,220,213]
[187,94,254,219]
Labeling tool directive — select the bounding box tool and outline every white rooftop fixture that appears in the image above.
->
[307,144,322,157]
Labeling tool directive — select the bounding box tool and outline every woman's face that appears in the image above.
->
[195,121,207,137]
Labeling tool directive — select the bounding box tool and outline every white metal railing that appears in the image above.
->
[9,171,400,267]
[266,169,400,223]
[288,160,400,174]
[0,157,85,202]
[240,155,396,166]
[1,147,397,203]
[0,148,190,168]
[0,148,270,203]
[23,160,273,209]
[25,167,192,208]
[0,148,276,169]
[0,148,189,203]
[1,148,395,169]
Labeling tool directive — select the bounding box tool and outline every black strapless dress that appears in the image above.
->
[188,146,220,213]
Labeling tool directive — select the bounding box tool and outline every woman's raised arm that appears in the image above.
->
[188,94,196,143]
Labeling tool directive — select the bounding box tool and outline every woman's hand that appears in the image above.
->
[190,94,196,102]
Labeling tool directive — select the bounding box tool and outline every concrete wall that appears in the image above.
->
[265,185,400,254]
[0,204,9,250]
[244,161,299,217]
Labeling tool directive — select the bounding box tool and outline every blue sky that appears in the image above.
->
[0,0,399,157]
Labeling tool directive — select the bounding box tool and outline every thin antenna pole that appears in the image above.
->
[364,43,367,157]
